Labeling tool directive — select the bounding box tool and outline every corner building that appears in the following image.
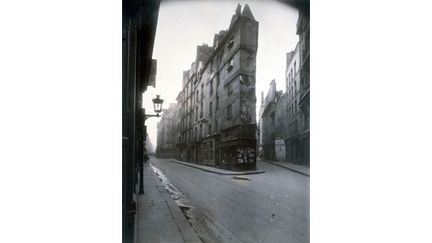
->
[175,4,258,170]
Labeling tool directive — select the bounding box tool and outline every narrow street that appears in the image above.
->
[149,156,309,243]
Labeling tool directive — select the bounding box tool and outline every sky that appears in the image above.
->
[143,0,299,148]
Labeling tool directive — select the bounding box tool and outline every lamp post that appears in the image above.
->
[145,95,164,120]
[139,95,164,195]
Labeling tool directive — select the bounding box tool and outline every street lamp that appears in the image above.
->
[139,94,164,194]
[152,95,163,114]
[142,95,164,120]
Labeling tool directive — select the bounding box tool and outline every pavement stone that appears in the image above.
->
[135,162,202,243]
[170,159,265,175]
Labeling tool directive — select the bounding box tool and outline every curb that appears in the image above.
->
[143,163,202,243]
[169,159,265,175]
[260,159,309,177]
[155,183,202,243]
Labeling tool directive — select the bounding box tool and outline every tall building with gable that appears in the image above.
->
[172,4,259,170]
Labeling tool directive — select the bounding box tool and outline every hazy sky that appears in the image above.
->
[143,0,299,147]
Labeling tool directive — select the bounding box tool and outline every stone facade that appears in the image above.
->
[259,5,310,166]
[261,80,283,160]
[285,42,303,163]
[297,6,310,166]
[258,92,264,158]
[169,4,259,170]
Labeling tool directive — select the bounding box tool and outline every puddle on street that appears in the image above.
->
[150,162,237,243]
[150,163,201,235]
[150,163,183,201]
[231,176,251,181]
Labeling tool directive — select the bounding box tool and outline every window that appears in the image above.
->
[227,58,234,72]
[294,61,297,74]
[227,83,232,95]
[201,84,204,99]
[209,80,213,95]
[208,124,212,135]
[227,37,234,49]
[216,96,219,110]
[200,102,203,118]
[209,102,213,116]
[196,90,199,102]
[195,107,198,121]
[200,124,202,138]
[227,104,232,119]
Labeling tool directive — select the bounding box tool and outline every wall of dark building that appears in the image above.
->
[167,4,259,171]
[122,0,160,242]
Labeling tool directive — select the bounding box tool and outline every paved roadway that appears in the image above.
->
[149,157,309,243]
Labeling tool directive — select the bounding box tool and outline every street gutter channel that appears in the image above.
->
[150,163,204,241]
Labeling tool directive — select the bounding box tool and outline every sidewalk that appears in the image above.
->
[170,159,265,175]
[259,158,310,177]
[135,162,202,243]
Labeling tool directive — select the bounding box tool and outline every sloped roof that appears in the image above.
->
[241,4,255,20]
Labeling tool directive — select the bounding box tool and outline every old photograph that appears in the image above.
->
[123,0,309,242]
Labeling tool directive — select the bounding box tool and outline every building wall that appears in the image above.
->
[285,42,303,163]
[297,6,310,166]
[261,80,283,160]
[156,103,177,158]
[168,4,258,170]
[258,92,265,157]
[275,93,289,161]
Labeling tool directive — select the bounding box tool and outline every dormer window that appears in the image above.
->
[227,37,234,49]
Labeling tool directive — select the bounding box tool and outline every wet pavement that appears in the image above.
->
[136,162,202,243]
[149,156,309,243]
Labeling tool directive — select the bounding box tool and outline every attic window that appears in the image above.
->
[227,37,234,49]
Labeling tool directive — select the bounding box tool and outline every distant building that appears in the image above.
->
[156,103,177,158]
[260,40,308,165]
[258,91,265,157]
[274,93,288,161]
[171,4,259,170]
[261,80,283,160]
[145,134,155,154]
